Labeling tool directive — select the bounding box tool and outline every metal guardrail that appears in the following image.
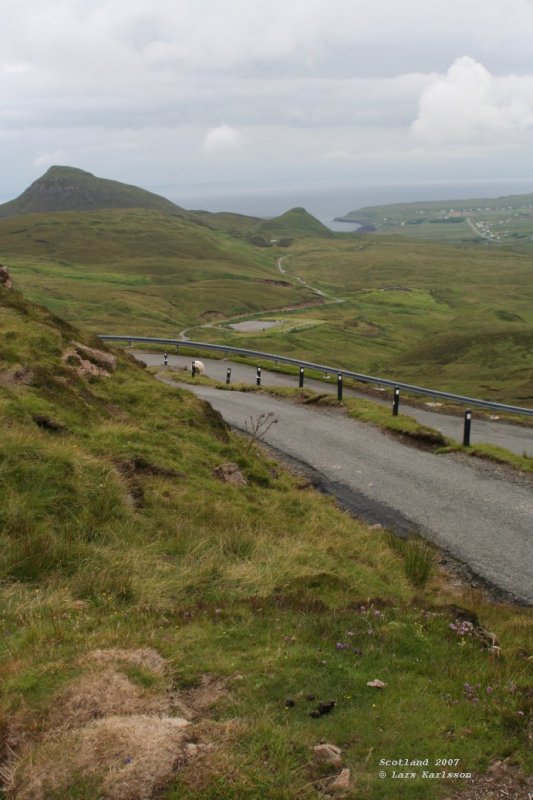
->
[99,335,533,417]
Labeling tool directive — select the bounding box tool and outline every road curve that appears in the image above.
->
[171,381,533,604]
[134,351,533,457]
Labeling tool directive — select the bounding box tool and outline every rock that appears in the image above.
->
[328,768,351,794]
[212,463,248,486]
[61,342,117,378]
[313,743,343,767]
[369,524,383,531]
[71,341,117,372]
[0,265,13,289]
[366,679,387,689]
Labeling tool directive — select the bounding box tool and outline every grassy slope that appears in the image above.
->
[0,285,531,799]
[0,209,316,333]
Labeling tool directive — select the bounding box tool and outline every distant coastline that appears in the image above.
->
[157,179,533,233]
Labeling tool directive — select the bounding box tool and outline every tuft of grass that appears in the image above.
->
[387,533,435,589]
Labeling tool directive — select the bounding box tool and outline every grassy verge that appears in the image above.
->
[1,286,531,799]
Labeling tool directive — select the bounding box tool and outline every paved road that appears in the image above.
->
[165,382,532,604]
[133,350,533,457]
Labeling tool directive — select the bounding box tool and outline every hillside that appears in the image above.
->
[0,166,186,218]
[0,274,531,799]
[256,207,334,239]
[0,207,317,333]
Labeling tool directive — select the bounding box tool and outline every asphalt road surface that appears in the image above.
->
[180,384,533,604]
[133,350,533,457]
[132,350,533,602]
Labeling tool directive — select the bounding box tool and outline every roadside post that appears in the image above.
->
[299,367,305,388]
[463,410,472,447]
[256,366,262,386]
[226,367,231,384]
[337,374,343,401]
[392,386,400,416]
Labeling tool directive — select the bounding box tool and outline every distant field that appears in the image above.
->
[338,192,533,246]
[192,236,533,405]
[1,207,532,405]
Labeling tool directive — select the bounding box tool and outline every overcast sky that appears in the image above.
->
[2,0,533,206]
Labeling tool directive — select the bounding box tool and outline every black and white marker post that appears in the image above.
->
[226,367,231,385]
[337,374,343,402]
[392,386,400,416]
[256,366,262,387]
[463,409,472,447]
[299,367,305,388]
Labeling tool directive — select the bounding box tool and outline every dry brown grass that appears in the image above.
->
[15,714,190,800]
[174,675,228,720]
[85,647,167,676]
[4,649,230,800]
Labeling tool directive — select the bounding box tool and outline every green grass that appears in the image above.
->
[1,202,533,406]
[193,235,533,406]
[0,208,316,335]
[0,285,531,799]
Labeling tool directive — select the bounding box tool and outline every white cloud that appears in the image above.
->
[412,56,533,145]
[201,124,245,156]
[2,2,533,194]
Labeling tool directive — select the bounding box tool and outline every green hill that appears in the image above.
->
[187,209,262,236]
[256,207,334,239]
[0,165,186,218]
[0,278,531,798]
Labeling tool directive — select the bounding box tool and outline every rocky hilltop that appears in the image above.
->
[0,165,184,218]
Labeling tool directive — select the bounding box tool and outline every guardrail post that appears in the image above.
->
[163,352,168,367]
[226,368,231,385]
[392,386,400,416]
[191,361,197,378]
[256,366,262,386]
[299,367,304,388]
[463,410,472,447]
[337,374,343,401]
